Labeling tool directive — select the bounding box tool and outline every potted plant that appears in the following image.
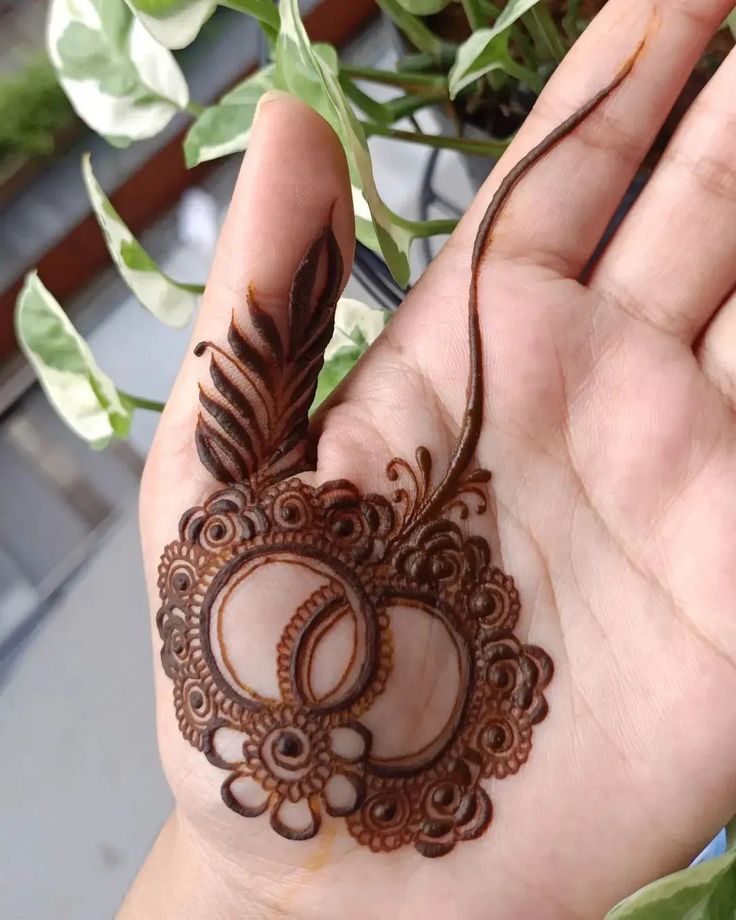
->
[12,3,736,912]
[0,53,80,206]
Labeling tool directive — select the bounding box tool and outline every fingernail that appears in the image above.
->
[254,88,294,123]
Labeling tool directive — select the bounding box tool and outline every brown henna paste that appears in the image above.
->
[156,62,635,857]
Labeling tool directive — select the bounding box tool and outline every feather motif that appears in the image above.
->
[194,226,343,486]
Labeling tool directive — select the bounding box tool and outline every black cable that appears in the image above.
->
[353,241,406,312]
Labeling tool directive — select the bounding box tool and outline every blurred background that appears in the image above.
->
[0,1,480,916]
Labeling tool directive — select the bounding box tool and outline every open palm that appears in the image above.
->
[130,1,736,917]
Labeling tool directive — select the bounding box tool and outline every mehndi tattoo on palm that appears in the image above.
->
[156,64,635,857]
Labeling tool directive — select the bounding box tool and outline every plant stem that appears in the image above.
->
[399,47,458,73]
[384,94,439,122]
[461,0,486,30]
[397,216,458,238]
[185,100,206,117]
[503,58,543,94]
[523,6,567,64]
[341,64,447,95]
[342,78,437,125]
[362,121,509,158]
[341,77,393,125]
[120,391,166,414]
[375,0,447,56]
[175,280,206,294]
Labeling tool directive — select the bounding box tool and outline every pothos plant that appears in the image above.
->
[12,2,736,912]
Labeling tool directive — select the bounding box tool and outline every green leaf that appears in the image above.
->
[184,65,275,166]
[460,0,488,30]
[15,274,131,449]
[522,4,567,63]
[606,849,736,920]
[313,42,339,76]
[376,0,446,55]
[48,0,189,142]
[131,0,190,13]
[392,0,452,16]
[561,0,585,40]
[220,0,281,42]
[727,11,736,40]
[276,0,415,285]
[351,186,381,253]
[82,154,201,327]
[312,298,388,410]
[448,0,543,98]
[125,0,216,49]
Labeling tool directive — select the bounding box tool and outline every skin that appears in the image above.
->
[125,0,736,916]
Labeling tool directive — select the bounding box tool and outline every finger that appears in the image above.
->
[447,0,734,278]
[591,43,736,341]
[698,288,736,402]
[140,93,354,564]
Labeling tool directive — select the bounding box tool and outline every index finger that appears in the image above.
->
[140,94,355,574]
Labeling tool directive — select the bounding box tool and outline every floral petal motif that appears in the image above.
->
[323,772,364,817]
[270,794,322,841]
[329,723,371,763]
[221,773,270,818]
[207,726,249,769]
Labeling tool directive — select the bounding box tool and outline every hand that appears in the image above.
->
[126,1,736,916]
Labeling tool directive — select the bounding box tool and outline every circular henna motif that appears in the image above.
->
[157,468,554,856]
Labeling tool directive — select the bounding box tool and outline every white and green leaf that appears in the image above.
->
[124,0,216,49]
[448,0,543,98]
[15,274,132,449]
[184,65,275,166]
[47,0,189,144]
[220,0,281,42]
[125,0,281,48]
[313,298,388,410]
[606,828,736,920]
[183,44,333,168]
[352,186,381,253]
[82,155,201,327]
[276,0,414,286]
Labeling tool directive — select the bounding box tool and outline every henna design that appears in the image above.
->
[156,63,638,856]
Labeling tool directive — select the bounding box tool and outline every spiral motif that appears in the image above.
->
[324,494,395,564]
[468,568,521,631]
[348,783,419,852]
[158,607,189,679]
[200,513,240,551]
[393,520,466,586]
[469,704,532,780]
[267,481,315,531]
[174,674,219,749]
